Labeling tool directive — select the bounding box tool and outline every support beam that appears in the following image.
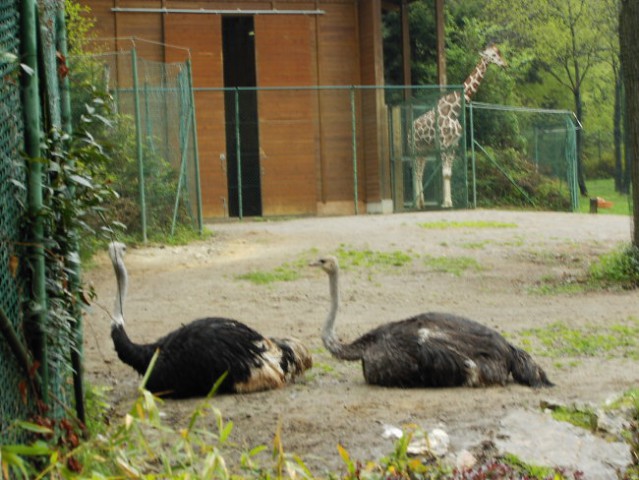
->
[435,0,446,85]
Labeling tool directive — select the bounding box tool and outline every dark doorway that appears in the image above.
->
[222,16,262,217]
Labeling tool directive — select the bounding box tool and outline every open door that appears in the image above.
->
[222,16,262,217]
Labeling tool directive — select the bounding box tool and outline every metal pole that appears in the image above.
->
[131,48,147,241]
[21,0,48,401]
[187,59,203,233]
[56,4,85,424]
[235,88,243,219]
[469,101,477,208]
[351,86,359,214]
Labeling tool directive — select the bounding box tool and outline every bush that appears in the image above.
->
[473,147,572,211]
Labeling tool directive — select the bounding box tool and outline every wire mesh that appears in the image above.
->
[0,0,31,440]
[69,50,201,239]
[388,86,469,211]
[470,102,579,211]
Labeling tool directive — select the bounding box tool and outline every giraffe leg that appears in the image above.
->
[414,157,426,209]
[441,153,453,208]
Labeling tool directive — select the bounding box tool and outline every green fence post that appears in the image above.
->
[351,86,359,214]
[235,88,243,219]
[131,48,147,241]
[56,3,85,424]
[187,59,203,233]
[469,101,477,208]
[21,0,49,402]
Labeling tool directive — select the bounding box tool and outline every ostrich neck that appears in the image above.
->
[112,256,128,327]
[322,270,363,361]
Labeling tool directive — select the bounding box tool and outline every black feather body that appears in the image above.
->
[108,241,312,398]
[353,312,553,388]
[112,317,288,397]
[312,255,552,390]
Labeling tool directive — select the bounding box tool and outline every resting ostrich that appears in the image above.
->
[108,241,312,398]
[310,256,552,388]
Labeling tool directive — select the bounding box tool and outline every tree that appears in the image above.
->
[486,0,609,197]
[619,0,639,247]
[600,0,626,193]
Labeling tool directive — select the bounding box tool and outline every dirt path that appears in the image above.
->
[82,209,638,475]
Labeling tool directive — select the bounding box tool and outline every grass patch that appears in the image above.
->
[422,255,485,276]
[518,318,639,359]
[528,245,639,294]
[588,246,639,289]
[236,261,304,285]
[579,178,631,215]
[335,244,415,270]
[417,220,517,229]
[550,406,598,432]
[528,276,587,295]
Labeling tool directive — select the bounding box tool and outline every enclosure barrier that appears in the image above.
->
[71,44,203,241]
[468,102,579,212]
[1,0,82,441]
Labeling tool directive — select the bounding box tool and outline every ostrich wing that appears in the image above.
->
[357,312,513,388]
[142,318,270,397]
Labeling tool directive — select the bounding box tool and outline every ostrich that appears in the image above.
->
[310,256,552,388]
[108,241,312,398]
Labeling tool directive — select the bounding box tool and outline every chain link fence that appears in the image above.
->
[0,0,31,440]
[469,102,579,211]
[70,46,202,241]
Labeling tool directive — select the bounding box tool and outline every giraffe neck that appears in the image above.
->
[463,57,489,103]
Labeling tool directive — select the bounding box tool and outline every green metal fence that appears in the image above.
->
[70,45,203,241]
[469,102,579,211]
[388,86,469,210]
[1,0,81,441]
[0,0,30,440]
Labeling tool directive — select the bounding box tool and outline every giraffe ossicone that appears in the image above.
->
[411,45,506,209]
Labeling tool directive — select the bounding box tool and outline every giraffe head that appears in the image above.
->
[480,44,507,68]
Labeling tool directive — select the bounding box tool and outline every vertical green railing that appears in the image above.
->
[21,0,48,402]
[350,86,359,214]
[131,48,147,242]
[234,88,243,219]
[469,101,477,208]
[187,59,204,233]
[56,3,85,423]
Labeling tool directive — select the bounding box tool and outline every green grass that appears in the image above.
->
[579,178,631,215]
[422,255,485,276]
[236,260,304,284]
[518,318,639,359]
[417,220,518,229]
[335,244,416,270]
[550,406,598,431]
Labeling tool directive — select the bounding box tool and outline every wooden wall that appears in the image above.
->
[80,0,391,218]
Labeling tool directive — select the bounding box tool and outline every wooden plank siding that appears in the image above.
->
[254,15,318,215]
[164,14,228,218]
[315,2,363,214]
[79,0,393,218]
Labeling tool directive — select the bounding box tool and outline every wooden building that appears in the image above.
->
[80,0,416,219]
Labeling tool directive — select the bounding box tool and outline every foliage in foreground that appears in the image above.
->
[0,381,611,480]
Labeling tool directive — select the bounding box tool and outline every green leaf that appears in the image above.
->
[16,421,54,435]
[2,441,52,456]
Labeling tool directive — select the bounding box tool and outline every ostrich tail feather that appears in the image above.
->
[509,345,554,388]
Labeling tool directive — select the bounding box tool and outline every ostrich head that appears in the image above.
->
[108,241,128,328]
[309,255,339,275]
[480,44,507,68]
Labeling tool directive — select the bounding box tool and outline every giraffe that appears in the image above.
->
[411,45,507,209]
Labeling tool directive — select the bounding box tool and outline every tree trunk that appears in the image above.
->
[574,88,588,196]
[614,65,624,193]
[619,0,639,247]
